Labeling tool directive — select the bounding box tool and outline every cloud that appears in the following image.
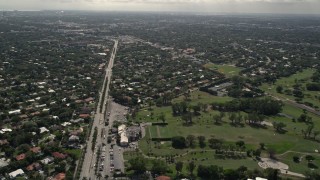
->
[40,0,319,3]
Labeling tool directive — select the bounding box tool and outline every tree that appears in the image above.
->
[55,161,66,173]
[159,112,166,123]
[264,168,279,180]
[273,122,286,133]
[224,169,240,180]
[147,99,153,110]
[97,173,102,180]
[192,105,201,115]
[298,113,312,123]
[293,89,304,98]
[182,112,193,125]
[172,136,186,149]
[267,148,276,159]
[302,124,314,139]
[186,135,196,148]
[253,149,261,157]
[235,140,245,148]
[187,161,196,175]
[228,112,237,124]
[197,165,223,179]
[293,156,300,163]
[306,155,315,162]
[236,112,243,125]
[213,114,221,124]
[198,136,206,148]
[175,161,183,174]
[219,111,225,120]
[276,85,283,93]
[184,91,191,101]
[312,131,320,140]
[151,160,168,174]
[128,156,147,174]
[208,138,223,149]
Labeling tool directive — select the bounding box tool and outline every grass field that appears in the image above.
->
[261,68,320,109]
[135,90,320,175]
[278,152,320,174]
[203,63,243,77]
[65,149,82,159]
[172,90,233,105]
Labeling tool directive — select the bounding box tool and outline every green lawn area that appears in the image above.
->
[64,149,82,159]
[280,105,320,134]
[173,90,233,105]
[135,90,320,175]
[261,68,320,109]
[278,152,320,174]
[204,63,243,77]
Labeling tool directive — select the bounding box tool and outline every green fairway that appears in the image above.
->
[261,68,320,109]
[204,63,243,77]
[278,151,320,174]
[135,90,320,176]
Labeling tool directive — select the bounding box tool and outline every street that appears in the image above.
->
[267,94,320,117]
[80,39,119,180]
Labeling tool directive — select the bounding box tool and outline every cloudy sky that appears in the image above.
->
[1,0,320,14]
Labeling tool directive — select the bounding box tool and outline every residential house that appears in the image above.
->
[8,169,24,179]
[0,139,8,146]
[52,152,67,159]
[156,176,171,180]
[26,162,41,171]
[79,114,90,119]
[53,173,66,180]
[40,157,54,165]
[16,153,26,161]
[39,127,49,134]
[30,147,41,154]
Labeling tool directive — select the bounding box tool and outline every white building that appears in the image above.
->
[120,133,128,146]
[0,128,12,134]
[118,124,128,146]
[248,178,268,180]
[40,157,54,165]
[39,127,49,134]
[9,169,24,179]
[8,109,21,115]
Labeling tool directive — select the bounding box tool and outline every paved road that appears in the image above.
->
[267,93,320,116]
[80,39,118,180]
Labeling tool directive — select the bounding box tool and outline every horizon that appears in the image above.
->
[1,0,320,15]
[2,9,320,17]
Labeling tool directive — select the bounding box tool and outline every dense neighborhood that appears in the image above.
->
[0,11,320,180]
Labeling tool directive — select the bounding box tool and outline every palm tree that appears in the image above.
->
[97,173,102,180]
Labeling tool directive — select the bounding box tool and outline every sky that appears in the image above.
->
[0,0,320,14]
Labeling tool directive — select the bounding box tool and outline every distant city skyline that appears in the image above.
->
[0,0,320,14]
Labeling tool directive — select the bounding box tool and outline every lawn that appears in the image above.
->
[278,152,320,174]
[135,90,320,176]
[64,149,82,159]
[172,90,233,105]
[261,68,320,109]
[203,63,243,77]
